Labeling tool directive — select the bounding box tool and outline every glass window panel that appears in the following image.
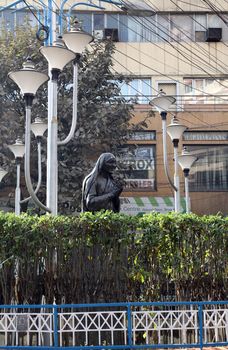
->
[221,20,228,41]
[106,14,118,29]
[158,82,177,95]
[184,79,193,94]
[129,79,139,96]
[195,79,204,94]
[187,145,228,191]
[208,14,223,27]
[3,10,14,30]
[120,83,129,98]
[142,16,156,42]
[128,16,142,42]
[195,31,206,42]
[119,78,151,104]
[119,145,156,190]
[183,131,228,141]
[131,131,156,141]
[16,11,26,26]
[195,14,206,31]
[170,15,193,42]
[118,14,128,42]
[76,13,92,34]
[93,13,104,30]
[157,15,169,42]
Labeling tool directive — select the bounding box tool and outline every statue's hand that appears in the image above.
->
[112,184,123,197]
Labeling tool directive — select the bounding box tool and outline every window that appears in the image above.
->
[76,13,92,34]
[183,78,228,104]
[170,15,193,42]
[94,13,104,30]
[130,131,156,141]
[183,131,228,141]
[187,145,228,191]
[119,145,156,190]
[157,15,169,42]
[195,14,206,42]
[119,78,152,104]
[157,82,177,96]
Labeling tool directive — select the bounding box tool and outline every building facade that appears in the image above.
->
[1,0,228,215]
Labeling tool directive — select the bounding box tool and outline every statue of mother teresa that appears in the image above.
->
[81,153,123,212]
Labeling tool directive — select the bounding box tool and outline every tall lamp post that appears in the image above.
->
[150,91,186,212]
[40,38,76,215]
[167,117,187,212]
[8,58,50,212]
[8,22,93,216]
[178,147,197,213]
[8,138,25,215]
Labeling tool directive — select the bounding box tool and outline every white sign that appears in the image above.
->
[120,197,186,215]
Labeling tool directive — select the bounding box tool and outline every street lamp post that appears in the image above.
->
[178,147,197,213]
[8,58,50,212]
[150,91,185,212]
[40,37,76,215]
[8,138,25,215]
[7,22,93,216]
[167,117,187,212]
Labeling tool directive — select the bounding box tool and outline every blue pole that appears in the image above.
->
[53,305,58,349]
[127,303,133,347]
[198,304,204,350]
[48,0,52,45]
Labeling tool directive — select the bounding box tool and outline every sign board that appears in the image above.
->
[120,197,186,215]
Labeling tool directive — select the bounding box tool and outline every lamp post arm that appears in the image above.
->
[25,105,51,213]
[20,140,42,204]
[162,118,177,192]
[0,0,23,12]
[58,61,78,146]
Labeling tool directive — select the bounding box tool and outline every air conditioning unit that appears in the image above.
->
[206,28,222,42]
[104,28,119,42]
[93,30,104,40]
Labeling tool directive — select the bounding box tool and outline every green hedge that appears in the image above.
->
[0,211,227,304]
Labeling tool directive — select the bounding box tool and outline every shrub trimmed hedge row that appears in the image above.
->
[0,211,227,304]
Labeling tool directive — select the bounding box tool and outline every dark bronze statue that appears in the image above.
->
[82,153,123,212]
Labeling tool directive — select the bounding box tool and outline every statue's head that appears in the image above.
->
[99,153,117,174]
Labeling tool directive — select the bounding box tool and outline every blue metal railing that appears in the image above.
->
[0,301,227,349]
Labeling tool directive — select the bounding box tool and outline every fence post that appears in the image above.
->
[53,305,58,349]
[198,303,204,350]
[127,303,132,347]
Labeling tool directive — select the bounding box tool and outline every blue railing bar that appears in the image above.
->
[203,342,228,346]
[57,300,228,308]
[0,344,226,350]
[0,304,57,309]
